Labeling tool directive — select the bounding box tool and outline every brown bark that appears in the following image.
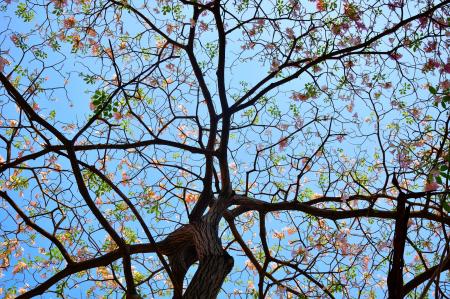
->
[182,217,234,299]
[169,245,197,299]
[166,226,234,299]
[159,196,235,299]
[183,252,234,299]
[387,191,411,299]
[181,197,234,298]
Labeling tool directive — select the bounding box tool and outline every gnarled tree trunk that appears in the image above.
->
[164,199,234,299]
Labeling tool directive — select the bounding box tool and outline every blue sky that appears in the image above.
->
[0,0,449,298]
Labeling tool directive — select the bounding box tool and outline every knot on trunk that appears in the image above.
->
[220,250,235,271]
[161,212,233,298]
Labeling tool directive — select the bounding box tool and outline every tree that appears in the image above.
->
[0,0,449,297]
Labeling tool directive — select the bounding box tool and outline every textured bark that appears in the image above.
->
[387,192,411,299]
[183,252,234,299]
[166,223,234,299]
[169,245,197,299]
[184,216,233,297]
[166,197,234,299]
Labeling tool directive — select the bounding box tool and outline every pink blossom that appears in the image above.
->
[409,107,421,119]
[63,16,76,29]
[346,103,354,113]
[199,22,209,32]
[331,24,342,35]
[388,0,404,10]
[32,102,40,111]
[229,162,238,174]
[51,0,67,8]
[273,230,285,240]
[389,52,402,60]
[423,59,440,72]
[344,2,360,21]
[166,24,176,35]
[355,21,367,30]
[291,92,308,101]
[424,181,439,192]
[10,34,19,45]
[295,117,304,129]
[12,261,27,274]
[341,193,349,203]
[419,17,428,28]
[113,112,122,120]
[336,135,345,143]
[383,82,393,89]
[185,193,198,204]
[398,153,411,168]
[121,171,130,186]
[86,28,96,37]
[287,227,297,235]
[278,137,289,151]
[0,56,10,72]
[363,255,370,271]
[285,27,295,39]
[270,59,280,72]
[442,63,450,74]
[316,0,326,11]
[91,42,100,56]
[440,80,450,90]
[424,41,437,53]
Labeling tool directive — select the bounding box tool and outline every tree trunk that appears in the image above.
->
[183,252,234,299]
[164,200,233,299]
[183,207,234,298]
[158,196,235,299]
[387,192,411,299]
[169,245,197,299]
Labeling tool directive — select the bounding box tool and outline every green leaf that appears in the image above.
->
[15,3,35,22]
[443,201,450,213]
[162,5,171,15]
[429,85,437,94]
[49,110,56,120]
[440,172,450,179]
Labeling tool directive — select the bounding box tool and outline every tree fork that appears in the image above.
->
[169,245,197,299]
[180,199,234,298]
[166,222,234,299]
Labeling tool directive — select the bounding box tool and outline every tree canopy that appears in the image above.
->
[0,0,449,298]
